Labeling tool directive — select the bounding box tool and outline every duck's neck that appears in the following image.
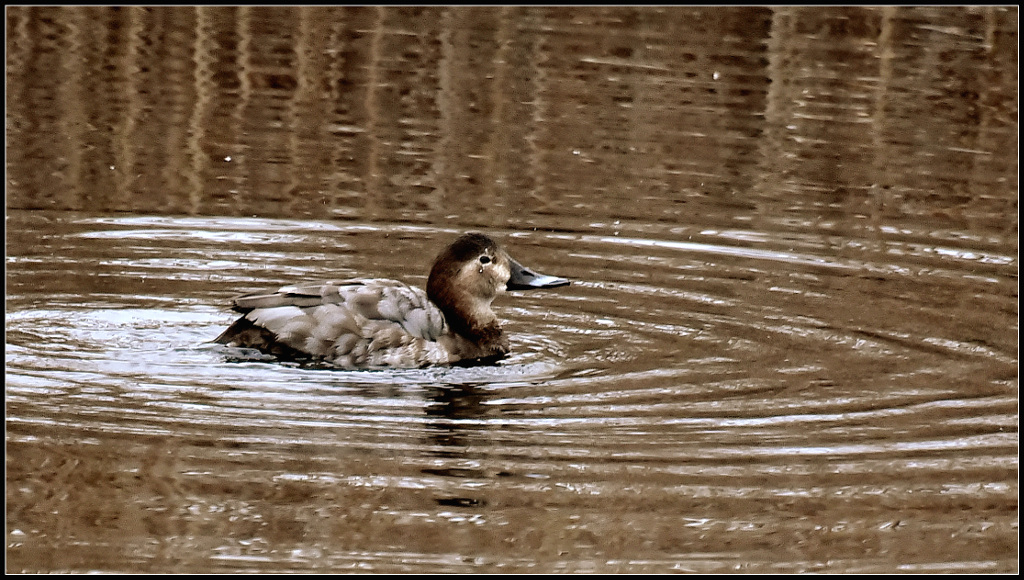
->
[446,319,510,361]
[456,316,504,346]
[430,290,510,359]
[451,296,504,339]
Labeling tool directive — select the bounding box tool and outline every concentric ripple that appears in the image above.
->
[6,212,1016,573]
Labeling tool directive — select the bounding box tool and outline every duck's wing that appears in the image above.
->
[232,279,444,337]
[229,279,369,310]
[216,279,450,367]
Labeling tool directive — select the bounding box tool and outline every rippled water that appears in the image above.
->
[5,4,1018,574]
[6,210,1017,573]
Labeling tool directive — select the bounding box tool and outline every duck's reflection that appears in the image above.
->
[421,384,495,507]
[423,383,487,458]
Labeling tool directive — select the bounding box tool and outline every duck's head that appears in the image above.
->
[427,233,568,341]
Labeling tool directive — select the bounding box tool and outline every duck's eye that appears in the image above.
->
[479,255,491,265]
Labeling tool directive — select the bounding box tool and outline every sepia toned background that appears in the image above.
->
[6,5,1018,573]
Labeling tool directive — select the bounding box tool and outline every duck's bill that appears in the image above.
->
[506,257,570,290]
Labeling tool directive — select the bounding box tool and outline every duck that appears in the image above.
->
[214,232,569,369]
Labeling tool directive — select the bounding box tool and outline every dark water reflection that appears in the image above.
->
[5,5,1018,574]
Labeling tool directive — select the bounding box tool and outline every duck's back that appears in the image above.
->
[215,279,452,368]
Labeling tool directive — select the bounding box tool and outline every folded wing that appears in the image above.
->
[216,279,450,368]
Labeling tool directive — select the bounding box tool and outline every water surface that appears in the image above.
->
[7,211,1016,573]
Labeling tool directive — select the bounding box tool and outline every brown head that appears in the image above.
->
[426,232,569,353]
[427,233,510,343]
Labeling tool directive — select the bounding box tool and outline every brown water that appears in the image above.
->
[5,6,1018,574]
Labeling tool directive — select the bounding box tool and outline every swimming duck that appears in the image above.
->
[214,232,569,369]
